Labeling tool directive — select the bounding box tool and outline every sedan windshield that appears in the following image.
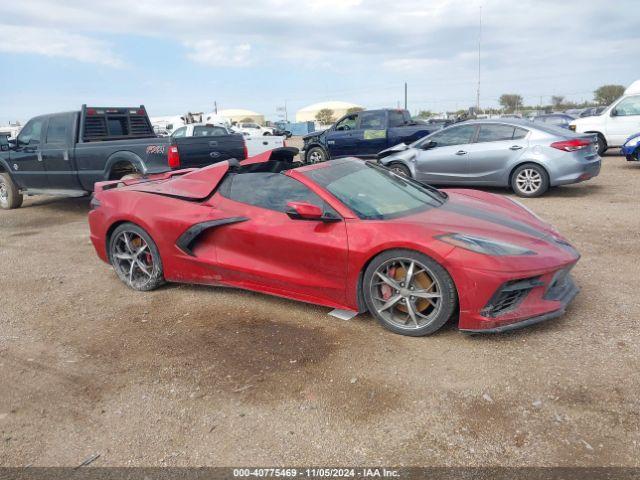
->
[304,161,445,220]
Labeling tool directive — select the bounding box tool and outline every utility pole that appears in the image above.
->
[214,101,218,114]
[476,6,482,113]
[404,82,408,110]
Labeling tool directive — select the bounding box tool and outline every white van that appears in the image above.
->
[570,80,640,154]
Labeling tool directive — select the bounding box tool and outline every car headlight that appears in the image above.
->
[437,233,536,256]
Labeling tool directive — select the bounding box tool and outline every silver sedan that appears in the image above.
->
[378,119,601,197]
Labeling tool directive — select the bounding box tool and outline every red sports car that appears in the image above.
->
[88,150,580,336]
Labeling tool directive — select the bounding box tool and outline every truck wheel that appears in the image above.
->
[0,173,23,210]
[263,132,272,136]
[306,147,327,164]
[595,134,607,156]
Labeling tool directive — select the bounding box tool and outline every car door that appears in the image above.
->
[354,110,388,157]
[208,172,349,306]
[326,113,359,158]
[9,116,48,189]
[466,124,528,185]
[41,112,82,190]
[606,95,640,146]
[413,124,478,184]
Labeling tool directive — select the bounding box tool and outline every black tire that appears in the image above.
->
[511,163,549,198]
[0,172,23,210]
[363,249,457,337]
[108,222,164,291]
[388,162,411,177]
[595,133,607,156]
[306,146,327,164]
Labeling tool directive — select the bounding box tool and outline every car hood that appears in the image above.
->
[303,130,326,141]
[397,189,577,258]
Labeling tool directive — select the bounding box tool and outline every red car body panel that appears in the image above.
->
[89,156,580,332]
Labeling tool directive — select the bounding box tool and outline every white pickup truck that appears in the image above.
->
[172,123,285,157]
[232,122,276,136]
[570,80,640,154]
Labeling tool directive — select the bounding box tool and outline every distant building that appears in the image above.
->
[296,101,363,123]
[218,109,265,125]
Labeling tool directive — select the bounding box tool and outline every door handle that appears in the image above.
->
[509,145,523,150]
[208,141,218,147]
[37,151,43,162]
[63,150,70,161]
[455,150,467,155]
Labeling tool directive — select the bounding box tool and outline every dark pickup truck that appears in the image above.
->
[0,105,246,209]
[301,109,431,163]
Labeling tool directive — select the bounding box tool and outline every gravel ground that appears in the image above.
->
[0,148,639,467]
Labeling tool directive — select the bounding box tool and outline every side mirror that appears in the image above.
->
[611,108,619,117]
[421,140,437,150]
[286,201,324,220]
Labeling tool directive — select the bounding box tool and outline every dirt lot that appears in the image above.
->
[0,148,639,467]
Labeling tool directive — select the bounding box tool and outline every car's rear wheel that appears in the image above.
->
[511,163,549,197]
[388,162,411,177]
[363,249,457,336]
[109,223,164,291]
[306,146,327,164]
[0,173,23,210]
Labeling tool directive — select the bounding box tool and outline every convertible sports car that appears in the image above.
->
[88,149,580,336]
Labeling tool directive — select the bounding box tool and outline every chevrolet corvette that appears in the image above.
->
[88,149,580,336]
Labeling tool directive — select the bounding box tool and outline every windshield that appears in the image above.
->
[304,161,445,220]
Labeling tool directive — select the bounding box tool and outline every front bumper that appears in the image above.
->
[621,144,638,159]
[460,275,579,333]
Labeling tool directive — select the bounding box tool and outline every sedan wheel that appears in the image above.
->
[511,164,549,197]
[363,250,457,336]
[109,223,164,291]
[388,163,411,177]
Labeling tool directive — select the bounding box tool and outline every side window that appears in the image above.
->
[17,118,45,146]
[335,114,358,131]
[476,124,516,143]
[388,111,406,128]
[359,111,386,130]
[513,127,528,139]
[427,125,476,147]
[172,127,187,138]
[46,115,69,144]
[614,96,640,116]
[222,173,324,213]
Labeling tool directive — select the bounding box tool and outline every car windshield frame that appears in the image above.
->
[302,160,446,221]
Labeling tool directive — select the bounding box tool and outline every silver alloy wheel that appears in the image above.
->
[391,165,408,177]
[0,179,8,208]
[111,231,155,289]
[308,150,324,163]
[516,168,542,194]
[369,257,443,330]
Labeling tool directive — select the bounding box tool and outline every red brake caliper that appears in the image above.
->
[380,267,397,300]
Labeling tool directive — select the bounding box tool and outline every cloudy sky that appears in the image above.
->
[1,0,638,122]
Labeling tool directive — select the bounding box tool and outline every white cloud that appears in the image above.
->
[0,24,124,67]
[185,41,251,67]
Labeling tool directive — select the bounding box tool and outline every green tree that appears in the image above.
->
[315,108,335,125]
[346,107,364,115]
[416,110,433,119]
[499,94,523,112]
[551,96,565,108]
[594,85,625,105]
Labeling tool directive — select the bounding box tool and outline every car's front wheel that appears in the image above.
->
[109,223,164,291]
[0,173,23,210]
[511,163,549,197]
[388,162,411,177]
[306,146,327,164]
[363,249,457,336]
